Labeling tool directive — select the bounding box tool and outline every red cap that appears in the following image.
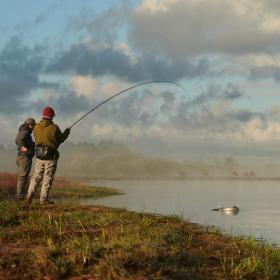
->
[42,106,55,119]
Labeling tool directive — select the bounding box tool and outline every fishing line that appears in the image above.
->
[69,80,187,129]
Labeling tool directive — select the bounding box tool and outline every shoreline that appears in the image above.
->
[81,176,280,181]
[1,200,280,279]
[1,175,280,279]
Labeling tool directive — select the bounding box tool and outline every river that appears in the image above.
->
[86,179,280,244]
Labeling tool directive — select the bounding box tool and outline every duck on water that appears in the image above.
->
[212,206,240,214]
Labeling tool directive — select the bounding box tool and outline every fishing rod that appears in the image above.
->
[68,80,187,129]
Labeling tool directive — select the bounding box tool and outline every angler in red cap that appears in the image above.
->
[25,106,70,205]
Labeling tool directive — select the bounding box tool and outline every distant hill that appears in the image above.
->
[58,141,182,178]
[1,141,279,179]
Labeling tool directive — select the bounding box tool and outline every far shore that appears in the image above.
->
[78,175,280,181]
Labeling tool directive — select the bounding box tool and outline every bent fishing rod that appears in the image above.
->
[68,80,187,129]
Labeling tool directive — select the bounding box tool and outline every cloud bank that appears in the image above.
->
[1,0,280,161]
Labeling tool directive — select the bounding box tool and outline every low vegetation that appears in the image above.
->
[1,172,280,279]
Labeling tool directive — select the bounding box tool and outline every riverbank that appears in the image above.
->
[1,202,280,279]
[1,174,280,279]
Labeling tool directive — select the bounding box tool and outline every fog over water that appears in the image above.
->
[2,141,280,179]
[88,180,280,245]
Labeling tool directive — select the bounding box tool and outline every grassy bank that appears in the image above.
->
[1,173,280,279]
[0,172,120,200]
[0,202,280,279]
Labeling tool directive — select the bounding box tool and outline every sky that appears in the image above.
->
[2,0,280,162]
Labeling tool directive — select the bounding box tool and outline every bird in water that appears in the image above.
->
[212,206,240,214]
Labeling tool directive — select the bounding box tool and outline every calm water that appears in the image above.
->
[87,180,280,244]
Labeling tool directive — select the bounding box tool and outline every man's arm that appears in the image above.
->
[54,126,70,147]
[15,130,28,150]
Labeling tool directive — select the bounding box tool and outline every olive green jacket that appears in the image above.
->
[33,119,69,149]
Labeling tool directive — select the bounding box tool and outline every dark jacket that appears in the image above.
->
[15,124,35,158]
[33,118,69,149]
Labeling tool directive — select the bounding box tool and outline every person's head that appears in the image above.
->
[25,118,36,130]
[42,106,55,120]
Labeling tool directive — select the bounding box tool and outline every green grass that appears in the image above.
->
[51,184,122,200]
[0,200,280,279]
[1,173,280,279]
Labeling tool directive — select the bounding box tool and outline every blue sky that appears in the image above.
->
[0,1,124,46]
[2,0,280,161]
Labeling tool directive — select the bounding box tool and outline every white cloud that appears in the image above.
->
[138,0,179,14]
[98,78,130,97]
[113,43,138,64]
[210,118,280,144]
[261,17,280,34]
[130,0,280,57]
[70,75,98,97]
[238,54,280,68]
[70,75,131,99]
